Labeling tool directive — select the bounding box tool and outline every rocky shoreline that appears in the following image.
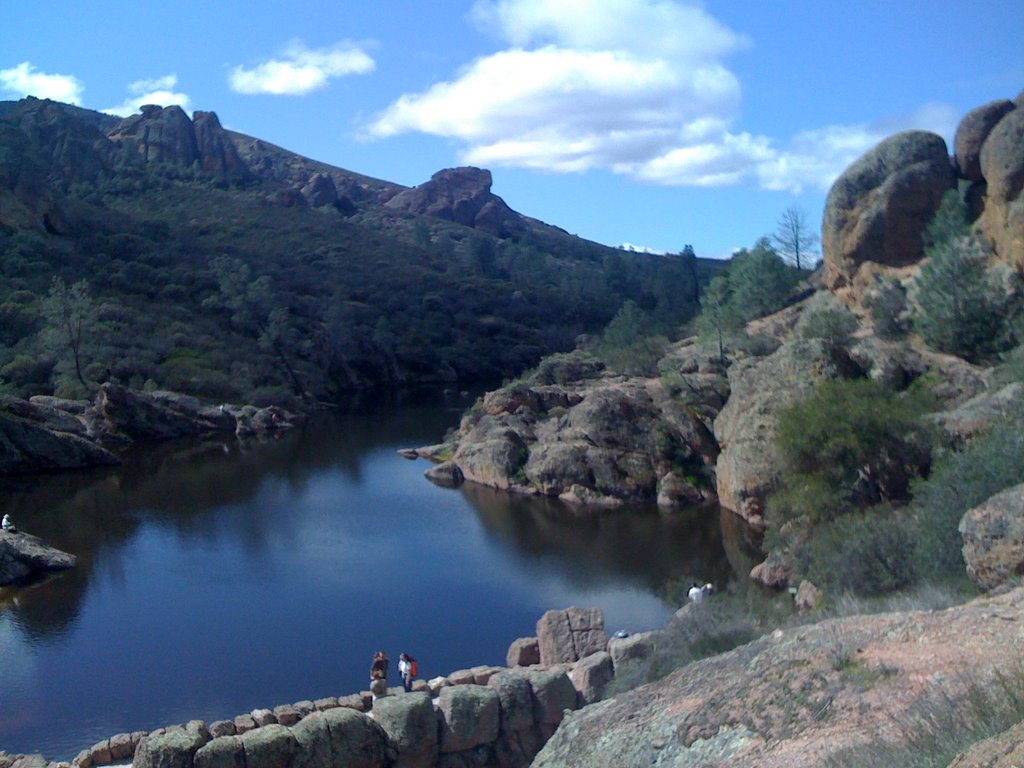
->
[0,606,646,768]
[0,384,298,477]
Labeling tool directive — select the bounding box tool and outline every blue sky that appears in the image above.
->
[2,1,1022,258]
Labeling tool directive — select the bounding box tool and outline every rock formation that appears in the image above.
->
[425,349,720,507]
[108,104,200,167]
[384,167,526,237]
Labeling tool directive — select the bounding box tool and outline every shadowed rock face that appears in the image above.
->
[384,167,526,237]
[822,130,955,297]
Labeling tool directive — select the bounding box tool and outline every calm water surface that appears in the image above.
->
[0,394,756,760]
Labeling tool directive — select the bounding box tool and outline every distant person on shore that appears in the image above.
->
[1,514,14,532]
[398,652,417,692]
[688,581,714,604]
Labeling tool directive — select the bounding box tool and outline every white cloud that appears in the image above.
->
[102,73,191,117]
[0,61,84,104]
[367,0,959,195]
[229,40,375,96]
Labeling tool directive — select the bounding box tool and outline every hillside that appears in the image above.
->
[0,97,720,406]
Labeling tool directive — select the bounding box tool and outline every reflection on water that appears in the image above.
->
[0,394,753,760]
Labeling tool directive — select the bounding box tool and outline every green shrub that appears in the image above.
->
[804,511,918,597]
[909,191,1017,362]
[774,378,934,509]
[911,411,1024,581]
[795,293,859,348]
[865,277,909,339]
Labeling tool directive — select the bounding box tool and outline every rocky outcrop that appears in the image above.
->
[822,130,955,298]
[0,396,118,475]
[191,111,251,182]
[384,167,525,237]
[532,586,1024,768]
[434,353,720,507]
[0,529,77,586]
[108,105,199,167]
[713,339,862,526]
[299,173,338,208]
[959,482,1024,591]
[0,387,295,478]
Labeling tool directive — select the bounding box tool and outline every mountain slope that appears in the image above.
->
[0,97,720,404]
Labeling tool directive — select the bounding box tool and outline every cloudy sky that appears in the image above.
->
[2,1,1021,257]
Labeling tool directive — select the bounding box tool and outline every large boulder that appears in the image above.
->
[519,667,578,729]
[0,530,77,586]
[436,685,500,754]
[955,99,1016,181]
[960,483,1024,591]
[192,736,244,768]
[822,131,955,298]
[370,692,437,768]
[978,106,1024,269]
[133,722,210,768]
[452,416,528,491]
[568,651,614,705]
[239,724,296,768]
[488,671,544,768]
[319,707,389,768]
[536,607,606,666]
[713,339,862,526]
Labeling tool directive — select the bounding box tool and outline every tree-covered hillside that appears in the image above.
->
[0,97,720,405]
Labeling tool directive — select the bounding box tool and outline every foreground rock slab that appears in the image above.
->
[532,587,1024,768]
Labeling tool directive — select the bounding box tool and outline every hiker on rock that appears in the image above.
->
[398,652,417,692]
[1,514,14,532]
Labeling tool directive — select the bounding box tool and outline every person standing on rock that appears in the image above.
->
[1,514,14,532]
[688,582,705,604]
[398,652,416,692]
[370,650,389,702]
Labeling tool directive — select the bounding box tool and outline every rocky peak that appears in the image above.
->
[108,104,199,167]
[384,166,525,237]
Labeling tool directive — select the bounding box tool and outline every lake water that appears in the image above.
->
[0,393,756,760]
